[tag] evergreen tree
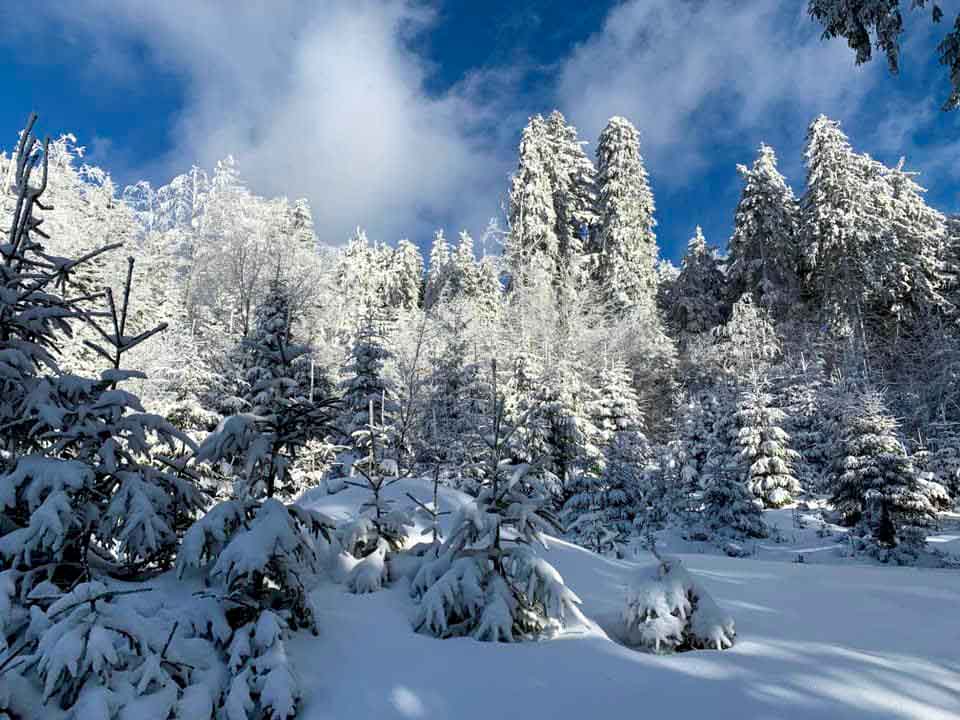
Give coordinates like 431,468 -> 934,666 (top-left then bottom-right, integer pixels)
410,360 -> 586,642
545,111 -> 598,293
727,144 -> 800,316
506,115 -> 559,288
699,387 -> 769,540
800,115 -> 872,327
339,312 -> 395,454
0,115 -> 207,717
594,116 -> 658,314
563,359 -> 646,554
425,229 -> 452,307
774,353 -> 832,492
666,227 -> 727,335
808,0 -> 960,110
181,274 -> 338,716
830,389 -> 938,543
798,116 -> 945,334
386,239 -> 424,311
734,383 -> 801,507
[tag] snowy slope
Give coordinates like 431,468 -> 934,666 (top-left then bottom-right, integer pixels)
295,479 -> 960,720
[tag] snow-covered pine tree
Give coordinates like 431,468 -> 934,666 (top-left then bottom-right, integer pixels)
830,389 -> 938,545
622,557 -> 735,653
424,300 -> 487,477
594,116 -> 658,315
797,115 -> 945,336
424,229 -> 452,307
698,386 -> 769,541
734,382 -> 802,507
385,239 -> 424,311
870,159 -> 949,324
410,360 -> 586,642
338,310 -> 395,457
240,280 -> 307,414
0,114 -> 207,718
799,115 -> 873,329
505,115 -> 560,290
545,111 -> 597,295
563,359 -> 646,553
774,352 -> 832,492
920,421 -> 960,504
726,144 -> 800,317
179,279 -> 339,717
444,231 -> 479,300
710,294 -> 782,385
666,226 -> 727,336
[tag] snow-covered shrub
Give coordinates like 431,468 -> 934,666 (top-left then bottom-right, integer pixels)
177,498 -> 332,630
622,558 -> 735,653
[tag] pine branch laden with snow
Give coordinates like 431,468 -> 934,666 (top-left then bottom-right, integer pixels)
177,497 -> 333,632
622,559 -> 735,653
0,580 -> 224,720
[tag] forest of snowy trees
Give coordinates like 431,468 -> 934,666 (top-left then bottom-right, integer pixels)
1,99 -> 959,718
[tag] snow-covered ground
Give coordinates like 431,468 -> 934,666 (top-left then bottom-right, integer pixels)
292,479 -> 960,720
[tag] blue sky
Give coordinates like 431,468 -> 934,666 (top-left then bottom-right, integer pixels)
1,1 -> 958,263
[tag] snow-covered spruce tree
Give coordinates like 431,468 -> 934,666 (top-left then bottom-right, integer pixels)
385,238 -> 424,311
726,144 -> 800,317
773,352 -> 832,492
665,226 -> 727,337
870,159 -> 949,324
734,382 -> 801,508
0,114 -> 208,718
830,389 -> 938,545
423,300 -> 488,479
338,310 -> 395,457
505,115 -> 560,290
698,386 -> 769,541
799,115 -> 946,336
424,229 -> 452,307
336,400 -> 415,594
178,293 -> 339,717
563,359 -> 645,553
919,421 -> 960,504
593,116 -> 658,315
591,358 -> 645,443
622,556 -> 735,653
799,115 -> 872,328
545,110 -> 597,295
410,360 -> 587,642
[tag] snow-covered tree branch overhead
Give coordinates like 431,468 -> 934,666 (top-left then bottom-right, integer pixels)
809,0 -> 960,109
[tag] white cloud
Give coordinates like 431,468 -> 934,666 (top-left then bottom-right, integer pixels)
556,0 -> 879,184
19,0 -> 515,246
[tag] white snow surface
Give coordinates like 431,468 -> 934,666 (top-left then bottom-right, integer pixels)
291,478 -> 960,720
